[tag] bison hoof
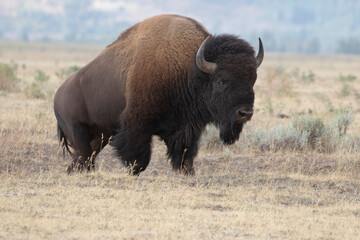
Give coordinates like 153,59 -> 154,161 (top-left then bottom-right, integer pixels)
127,166 -> 144,176
67,162 -> 95,174
66,162 -> 82,174
87,164 -> 96,172
66,163 -> 74,174
181,167 -> 195,176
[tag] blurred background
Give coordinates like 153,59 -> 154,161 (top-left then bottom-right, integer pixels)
1,0 -> 360,54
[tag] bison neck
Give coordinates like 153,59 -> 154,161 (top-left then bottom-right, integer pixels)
154,72 -> 212,140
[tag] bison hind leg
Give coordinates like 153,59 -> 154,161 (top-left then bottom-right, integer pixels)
65,122 -> 97,174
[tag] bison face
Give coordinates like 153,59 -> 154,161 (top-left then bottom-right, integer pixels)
197,36 -> 264,145
209,67 -> 256,145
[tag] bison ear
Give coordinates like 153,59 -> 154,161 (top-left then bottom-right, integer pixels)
196,36 -> 217,74
256,38 -> 264,68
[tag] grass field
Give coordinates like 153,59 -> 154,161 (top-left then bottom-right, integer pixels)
0,41 -> 359,239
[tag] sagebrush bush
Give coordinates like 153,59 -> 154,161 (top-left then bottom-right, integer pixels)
341,84 -> 351,97
200,125 -> 221,149
244,124 -> 305,152
336,74 -> 356,97
24,83 -> 46,99
24,70 -> 51,99
201,109 -> 358,153
291,116 -> 326,149
331,109 -> 354,136
292,68 -> 316,83
0,62 -> 20,92
336,74 -> 356,83
34,70 -> 50,83
56,65 -> 80,79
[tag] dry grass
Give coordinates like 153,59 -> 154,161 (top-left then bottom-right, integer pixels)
0,41 -> 359,239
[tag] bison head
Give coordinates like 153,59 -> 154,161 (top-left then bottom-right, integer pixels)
196,35 -> 264,145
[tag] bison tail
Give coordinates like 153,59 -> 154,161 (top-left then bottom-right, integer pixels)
57,124 -> 75,157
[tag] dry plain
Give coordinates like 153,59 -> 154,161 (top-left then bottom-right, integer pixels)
0,41 -> 360,239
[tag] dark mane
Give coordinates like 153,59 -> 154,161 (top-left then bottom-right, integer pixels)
204,34 -> 255,62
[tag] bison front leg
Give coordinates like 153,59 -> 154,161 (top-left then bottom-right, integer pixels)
111,125 -> 152,175
164,128 -> 202,175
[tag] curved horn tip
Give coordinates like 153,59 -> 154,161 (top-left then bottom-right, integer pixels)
256,37 -> 264,68
196,36 -> 217,74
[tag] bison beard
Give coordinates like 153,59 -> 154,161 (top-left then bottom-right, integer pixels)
220,122 -> 244,145
54,14 -> 263,176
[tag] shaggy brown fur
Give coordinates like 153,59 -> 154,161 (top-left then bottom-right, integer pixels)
54,14 -> 263,175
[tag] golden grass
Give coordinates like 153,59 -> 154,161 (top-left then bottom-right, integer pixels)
1,169 -> 359,239
0,41 -> 359,239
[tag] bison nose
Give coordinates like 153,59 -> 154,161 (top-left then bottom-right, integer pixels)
235,108 -> 253,122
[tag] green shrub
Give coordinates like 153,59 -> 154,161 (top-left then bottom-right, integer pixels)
0,62 -> 20,92
301,70 -> 315,83
355,92 -> 360,98
337,74 -> 356,97
201,110 -> 358,153
291,68 -> 316,83
24,70 -> 51,99
341,83 -> 351,97
336,74 -> 356,83
24,82 -> 46,99
247,125 -> 301,151
56,65 -> 80,79
34,70 -> 50,83
331,109 -> 354,136
292,116 -> 326,149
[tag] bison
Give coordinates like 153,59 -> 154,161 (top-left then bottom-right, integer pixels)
54,14 -> 264,175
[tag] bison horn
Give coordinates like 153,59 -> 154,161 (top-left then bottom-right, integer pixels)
196,36 -> 217,74
256,38 -> 264,68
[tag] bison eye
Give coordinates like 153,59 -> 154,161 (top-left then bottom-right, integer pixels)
213,79 -> 227,89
